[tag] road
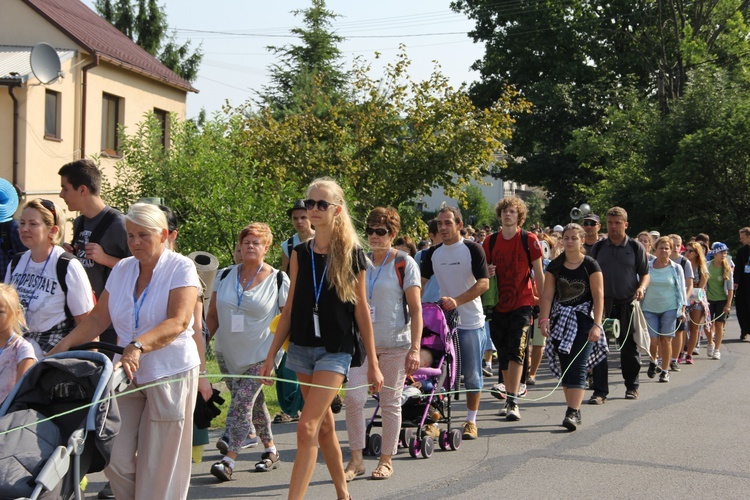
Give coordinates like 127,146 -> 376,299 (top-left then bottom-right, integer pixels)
86,316 -> 750,499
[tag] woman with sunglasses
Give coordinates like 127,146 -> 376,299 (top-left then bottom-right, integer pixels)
683,242 -> 710,364
344,207 -> 422,481
260,177 -> 383,500
5,199 -> 94,354
706,242 -> 734,360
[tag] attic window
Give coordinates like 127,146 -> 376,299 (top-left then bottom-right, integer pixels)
101,93 -> 124,156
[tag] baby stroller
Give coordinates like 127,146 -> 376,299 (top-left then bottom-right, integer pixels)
364,302 -> 461,459
0,343 -> 128,500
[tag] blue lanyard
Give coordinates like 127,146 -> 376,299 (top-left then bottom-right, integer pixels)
133,283 -> 151,332
20,251 -> 53,311
368,249 -> 391,301
311,240 -> 328,311
0,333 -> 15,356
236,264 -> 263,307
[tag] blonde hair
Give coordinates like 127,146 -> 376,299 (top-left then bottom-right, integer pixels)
307,177 -> 361,303
0,284 -> 24,335
654,236 -> 673,251
686,242 -> 708,278
125,203 -> 168,234
24,199 -> 64,245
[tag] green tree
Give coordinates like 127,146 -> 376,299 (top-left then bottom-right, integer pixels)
95,0 -> 202,82
460,185 -> 495,229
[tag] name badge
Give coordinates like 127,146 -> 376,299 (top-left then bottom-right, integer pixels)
369,305 -> 376,323
231,314 -> 244,333
313,311 -> 321,338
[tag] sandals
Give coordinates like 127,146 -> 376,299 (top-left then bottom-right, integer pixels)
344,464 -> 365,482
371,461 -> 393,480
255,451 -> 280,472
273,412 -> 299,424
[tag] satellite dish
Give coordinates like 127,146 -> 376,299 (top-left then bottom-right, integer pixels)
30,43 -> 61,85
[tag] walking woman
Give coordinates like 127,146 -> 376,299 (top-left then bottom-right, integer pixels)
344,207 -> 422,481
539,223 -> 606,431
706,242 -> 734,360
260,177 -> 383,500
208,223 -> 288,481
684,241 -> 710,363
642,237 -> 687,382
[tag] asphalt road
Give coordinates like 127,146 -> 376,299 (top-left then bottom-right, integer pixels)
85,315 -> 750,499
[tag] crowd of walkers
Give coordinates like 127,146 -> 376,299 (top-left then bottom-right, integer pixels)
0,163 -> 747,500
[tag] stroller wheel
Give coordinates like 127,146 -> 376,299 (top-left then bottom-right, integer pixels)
408,436 -> 421,458
449,428 -> 462,451
438,429 -> 449,451
403,428 -> 416,448
363,434 -> 371,456
420,436 -> 434,458
368,433 -> 382,456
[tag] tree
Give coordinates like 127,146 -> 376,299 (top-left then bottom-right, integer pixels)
95,0 -> 202,82
460,186 -> 495,229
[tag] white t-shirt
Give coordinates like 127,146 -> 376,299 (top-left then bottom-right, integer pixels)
5,246 -> 94,332
367,253 -> 421,348
0,334 -> 37,403
106,250 -> 200,383
212,266 -> 289,374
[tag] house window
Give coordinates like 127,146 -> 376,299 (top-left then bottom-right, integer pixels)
44,90 -> 61,140
101,93 -> 123,156
153,108 -> 169,149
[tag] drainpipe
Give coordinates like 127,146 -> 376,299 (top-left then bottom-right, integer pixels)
7,83 -> 20,189
80,55 -> 99,158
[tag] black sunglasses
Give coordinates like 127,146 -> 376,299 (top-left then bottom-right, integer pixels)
39,199 -> 57,219
582,220 -> 598,227
303,199 -> 337,212
366,227 -> 389,236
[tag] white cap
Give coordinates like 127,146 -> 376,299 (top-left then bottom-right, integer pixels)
553,225 -> 564,232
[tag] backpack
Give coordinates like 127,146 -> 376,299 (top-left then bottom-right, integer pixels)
366,250 -> 410,324
10,251 -> 76,322
73,209 -> 119,250
487,229 -> 533,281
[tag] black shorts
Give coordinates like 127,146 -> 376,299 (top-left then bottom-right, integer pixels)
708,300 -> 728,323
490,306 -> 532,370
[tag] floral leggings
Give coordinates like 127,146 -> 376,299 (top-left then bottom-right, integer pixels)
226,361 -> 273,453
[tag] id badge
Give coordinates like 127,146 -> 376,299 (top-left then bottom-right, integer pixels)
744,264 -> 750,274
313,311 -> 321,338
231,314 -> 244,333
369,305 -> 376,323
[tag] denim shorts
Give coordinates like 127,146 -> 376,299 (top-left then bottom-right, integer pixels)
285,343 -> 352,377
457,326 -> 486,390
643,309 -> 678,338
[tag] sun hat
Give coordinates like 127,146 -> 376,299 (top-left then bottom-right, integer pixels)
0,178 -> 19,223
287,199 -> 306,216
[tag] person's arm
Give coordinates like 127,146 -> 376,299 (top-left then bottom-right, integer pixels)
538,271 -> 556,338
636,274 -> 650,301
206,291 -> 219,341
261,251 -> 297,384
684,261 -> 694,301
353,269 -> 384,392
16,357 -> 35,380
404,285 -> 422,375
191,299 -> 213,401
532,257 -> 545,302
441,278 -> 489,310
48,291 -> 113,355
697,271 -> 708,290
281,252 -> 290,276
589,271 -> 605,341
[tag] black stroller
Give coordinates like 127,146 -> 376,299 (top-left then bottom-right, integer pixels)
0,344 -> 127,499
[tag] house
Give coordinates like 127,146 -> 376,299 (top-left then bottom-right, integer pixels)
0,0 -> 197,213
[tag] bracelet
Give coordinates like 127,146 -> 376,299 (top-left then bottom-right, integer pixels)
593,323 -> 603,333
199,370 -> 208,376
539,318 -> 550,324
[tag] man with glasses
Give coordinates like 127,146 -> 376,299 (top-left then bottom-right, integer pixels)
582,213 -> 604,253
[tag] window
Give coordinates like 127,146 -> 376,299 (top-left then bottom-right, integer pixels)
101,93 -> 123,156
153,108 -> 169,149
44,90 -> 61,140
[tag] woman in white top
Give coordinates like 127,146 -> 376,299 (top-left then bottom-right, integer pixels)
207,223 -> 289,481
49,203 -> 201,500
5,199 -> 93,354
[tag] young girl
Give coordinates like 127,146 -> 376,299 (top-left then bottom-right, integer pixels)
706,242 -> 734,360
260,178 -> 383,500
0,284 -> 37,403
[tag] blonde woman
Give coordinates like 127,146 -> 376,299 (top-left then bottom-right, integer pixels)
0,284 -> 37,403
706,242 -> 734,360
684,242 -> 709,364
261,178 -> 383,500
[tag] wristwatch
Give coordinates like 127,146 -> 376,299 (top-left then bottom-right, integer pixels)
129,341 -> 144,352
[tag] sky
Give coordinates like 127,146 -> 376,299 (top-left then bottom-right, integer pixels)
84,1 -> 485,118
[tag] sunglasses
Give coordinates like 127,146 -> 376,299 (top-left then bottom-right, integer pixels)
685,248 -> 696,253
303,199 -> 337,212
39,199 -> 57,219
366,227 -> 389,236
582,220 -> 598,227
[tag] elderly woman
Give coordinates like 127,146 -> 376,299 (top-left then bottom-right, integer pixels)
344,207 -> 422,481
207,223 -> 289,481
49,203 -> 201,500
5,199 -> 93,355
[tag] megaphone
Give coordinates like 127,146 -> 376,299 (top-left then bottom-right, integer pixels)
189,251 -> 219,311
570,203 -> 592,221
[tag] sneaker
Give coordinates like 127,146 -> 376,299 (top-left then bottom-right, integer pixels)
490,383 -> 506,400
482,360 -> 493,377
712,350 -> 721,360
210,461 -> 233,482
462,421 -> 478,440
255,451 -> 280,472
97,483 -> 115,499
677,352 -> 686,363
669,361 -> 681,372
625,389 -> 639,400
685,355 -> 694,365
647,361 -> 660,379
562,409 -> 581,431
527,376 -> 536,386
707,343 -> 715,358
588,395 -> 606,405
241,434 -> 259,449
659,371 -> 670,383
518,383 -> 528,397
506,402 -> 521,421
216,435 -> 229,455
498,401 -> 509,417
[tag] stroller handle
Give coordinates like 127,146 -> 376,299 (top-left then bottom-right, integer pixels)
71,342 -> 125,355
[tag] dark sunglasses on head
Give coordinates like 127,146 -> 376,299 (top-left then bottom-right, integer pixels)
582,220 -> 598,227
303,199 -> 337,212
366,227 -> 389,236
39,199 -> 57,219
